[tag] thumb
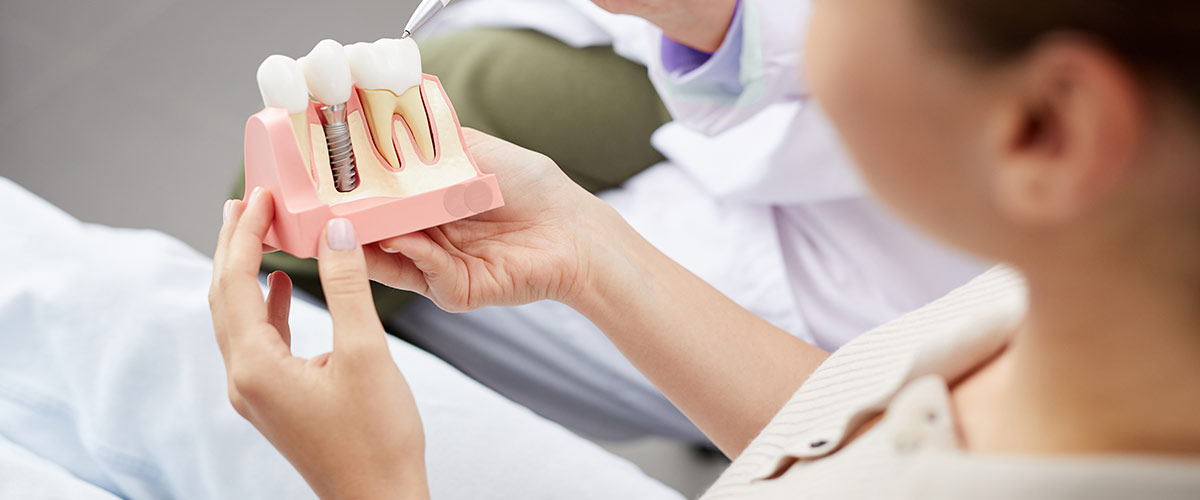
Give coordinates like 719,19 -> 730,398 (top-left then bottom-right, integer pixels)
318,218 -> 387,357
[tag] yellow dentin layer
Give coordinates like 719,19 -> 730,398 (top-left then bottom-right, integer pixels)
358,86 -> 436,167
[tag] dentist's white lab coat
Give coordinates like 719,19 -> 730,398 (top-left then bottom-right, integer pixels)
403,0 -> 987,440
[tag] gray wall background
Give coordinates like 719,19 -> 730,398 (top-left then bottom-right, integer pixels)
0,0 -> 421,255
0,0 -> 724,496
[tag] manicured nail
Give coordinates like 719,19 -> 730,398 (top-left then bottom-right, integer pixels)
327,218 -> 357,252
222,200 -> 234,223
250,186 -> 263,203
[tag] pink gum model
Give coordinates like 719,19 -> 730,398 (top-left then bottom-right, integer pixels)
243,75 -> 503,259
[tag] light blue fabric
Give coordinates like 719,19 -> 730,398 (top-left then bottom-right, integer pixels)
0,178 -> 683,500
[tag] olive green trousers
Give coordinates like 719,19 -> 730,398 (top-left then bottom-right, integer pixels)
233,29 -> 670,318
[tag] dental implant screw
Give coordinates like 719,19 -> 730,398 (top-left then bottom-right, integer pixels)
319,103 -> 359,192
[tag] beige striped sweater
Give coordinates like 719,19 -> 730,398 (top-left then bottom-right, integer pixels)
701,267 -> 1200,499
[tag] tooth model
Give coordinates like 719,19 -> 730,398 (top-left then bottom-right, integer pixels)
345,38 -> 436,167
299,39 -> 359,192
256,55 -> 311,171
246,38 -> 504,259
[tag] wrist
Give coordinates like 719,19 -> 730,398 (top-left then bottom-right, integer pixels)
560,196 -> 643,317
320,455 -> 429,500
652,0 -> 739,52
327,473 -> 428,500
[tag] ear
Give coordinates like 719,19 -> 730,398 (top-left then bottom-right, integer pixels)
988,36 -> 1145,227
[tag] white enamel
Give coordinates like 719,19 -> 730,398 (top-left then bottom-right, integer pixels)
344,38 -> 422,95
256,55 -> 309,114
298,39 -> 352,105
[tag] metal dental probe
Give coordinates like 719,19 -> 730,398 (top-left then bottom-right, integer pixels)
319,103 -> 359,192
401,0 -> 452,39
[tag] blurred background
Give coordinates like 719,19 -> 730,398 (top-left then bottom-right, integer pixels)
0,0 -> 722,496
0,0 -> 421,255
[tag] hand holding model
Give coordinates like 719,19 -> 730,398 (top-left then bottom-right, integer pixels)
366,129 -> 609,312
210,189 -> 430,500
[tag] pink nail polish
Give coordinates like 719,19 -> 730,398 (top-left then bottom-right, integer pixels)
223,200 -> 234,223
327,218 -> 357,252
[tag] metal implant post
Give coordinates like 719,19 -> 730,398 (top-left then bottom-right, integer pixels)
319,103 -> 359,192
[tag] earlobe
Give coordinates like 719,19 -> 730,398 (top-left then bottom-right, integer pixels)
993,155 -> 1077,226
989,36 -> 1145,228
989,84 -> 1076,226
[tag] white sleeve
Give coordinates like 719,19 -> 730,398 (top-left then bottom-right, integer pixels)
646,0 -> 811,135
651,99 -> 865,204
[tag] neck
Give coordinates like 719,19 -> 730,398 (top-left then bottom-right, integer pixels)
964,255 -> 1200,456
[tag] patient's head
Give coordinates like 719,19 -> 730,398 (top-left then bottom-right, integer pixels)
806,0 -> 1200,278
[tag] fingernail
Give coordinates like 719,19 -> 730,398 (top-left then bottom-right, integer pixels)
250,186 -> 263,203
222,200 -> 234,223
327,218 -> 357,252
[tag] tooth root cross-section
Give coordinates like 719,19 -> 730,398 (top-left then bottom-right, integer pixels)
359,86 -> 436,169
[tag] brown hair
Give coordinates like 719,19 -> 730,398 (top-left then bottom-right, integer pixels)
922,1 -> 1200,108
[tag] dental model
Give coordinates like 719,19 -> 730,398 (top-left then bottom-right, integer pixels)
345,38 -> 434,167
245,38 -> 504,259
299,40 -> 359,192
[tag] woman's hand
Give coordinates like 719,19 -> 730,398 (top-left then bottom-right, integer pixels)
365,129 -> 614,313
591,0 -> 739,52
209,189 -> 429,500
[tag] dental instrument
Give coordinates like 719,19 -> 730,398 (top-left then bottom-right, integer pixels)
401,0 -> 451,39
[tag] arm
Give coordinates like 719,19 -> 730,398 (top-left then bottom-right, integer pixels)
568,202 -> 829,456
371,130 -> 828,457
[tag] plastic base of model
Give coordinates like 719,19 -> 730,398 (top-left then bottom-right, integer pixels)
243,75 -> 503,259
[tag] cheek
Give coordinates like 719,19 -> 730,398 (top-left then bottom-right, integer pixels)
806,4 -> 982,243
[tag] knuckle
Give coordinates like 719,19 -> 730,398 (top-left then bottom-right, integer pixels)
341,345 -> 388,370
533,151 -> 555,167
229,366 -> 267,400
321,265 -> 368,298
208,281 -> 229,305
217,270 -> 237,290
227,389 -> 250,418
337,348 -> 373,368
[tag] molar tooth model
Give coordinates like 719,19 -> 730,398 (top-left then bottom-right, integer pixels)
246,38 -> 504,259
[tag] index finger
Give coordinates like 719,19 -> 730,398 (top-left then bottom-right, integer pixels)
211,198 -> 247,359
216,188 -> 288,359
